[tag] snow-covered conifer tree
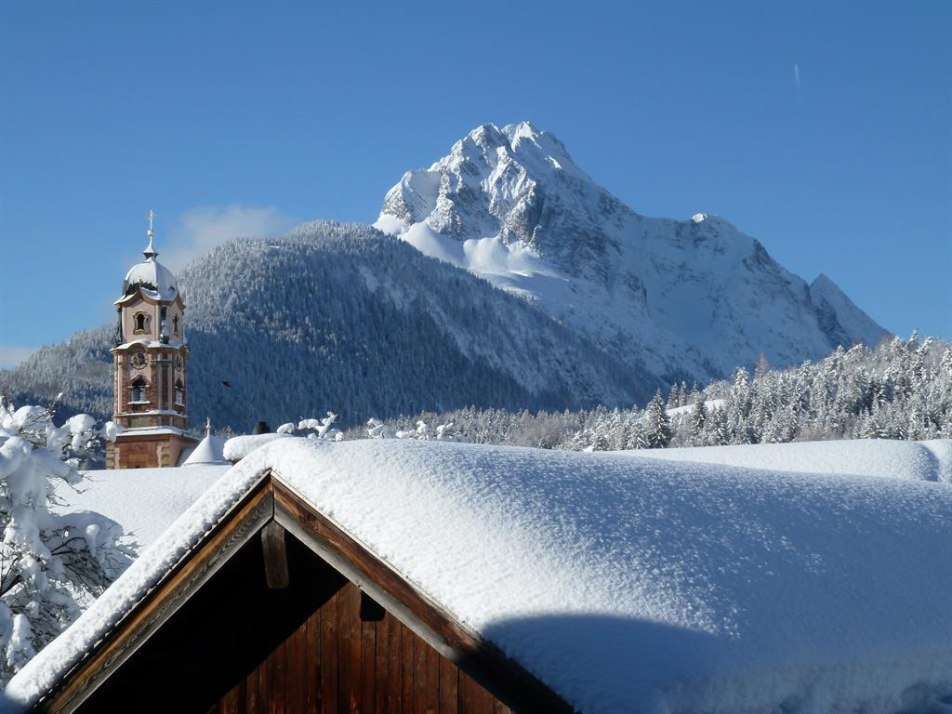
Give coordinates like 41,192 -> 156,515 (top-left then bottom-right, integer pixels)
706,406 -> 730,446
689,392 -> 708,446
643,390 -> 672,449
0,400 -> 131,682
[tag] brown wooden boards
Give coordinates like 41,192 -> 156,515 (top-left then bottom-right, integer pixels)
36,473 -> 573,714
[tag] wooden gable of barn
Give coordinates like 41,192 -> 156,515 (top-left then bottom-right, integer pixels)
35,472 -> 572,714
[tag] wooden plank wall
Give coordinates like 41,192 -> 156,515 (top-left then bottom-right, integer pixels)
212,580 -> 511,714
64,517 -> 523,714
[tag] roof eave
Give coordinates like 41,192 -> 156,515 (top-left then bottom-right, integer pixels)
35,471 -> 275,712
35,472 -> 573,714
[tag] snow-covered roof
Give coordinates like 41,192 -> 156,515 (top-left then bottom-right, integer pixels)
121,260 -> 178,302
120,237 -> 179,303
180,433 -> 228,467
52,465 -> 227,549
9,438 -> 952,713
636,437 -> 952,483
221,432 -> 289,462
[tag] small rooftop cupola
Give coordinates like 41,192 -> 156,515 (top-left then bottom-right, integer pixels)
108,210 -> 197,469
181,418 -> 228,467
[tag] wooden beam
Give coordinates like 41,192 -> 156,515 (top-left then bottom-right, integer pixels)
261,521 -> 289,589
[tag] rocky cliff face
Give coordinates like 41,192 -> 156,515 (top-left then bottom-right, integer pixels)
376,122 -> 888,382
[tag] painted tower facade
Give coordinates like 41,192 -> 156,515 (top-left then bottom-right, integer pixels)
107,214 -> 198,468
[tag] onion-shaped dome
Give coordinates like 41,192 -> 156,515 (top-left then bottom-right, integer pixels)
122,235 -> 179,301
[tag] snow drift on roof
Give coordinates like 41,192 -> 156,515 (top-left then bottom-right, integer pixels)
634,437 -> 952,483
180,433 -> 228,467
8,438 -> 952,713
52,466 -> 228,549
222,433 -> 289,462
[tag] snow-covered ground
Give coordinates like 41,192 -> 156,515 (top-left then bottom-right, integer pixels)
9,437 -> 952,713
666,398 -> 727,417
52,466 -> 228,549
634,438 -> 952,483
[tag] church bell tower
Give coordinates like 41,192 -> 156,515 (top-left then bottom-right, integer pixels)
107,212 -> 198,468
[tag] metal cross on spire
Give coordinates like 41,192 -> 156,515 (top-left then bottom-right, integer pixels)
144,209 -> 159,259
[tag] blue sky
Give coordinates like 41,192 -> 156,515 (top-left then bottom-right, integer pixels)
1,1 -> 949,368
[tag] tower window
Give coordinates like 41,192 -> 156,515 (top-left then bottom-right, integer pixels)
133,312 -> 151,334
175,380 -> 184,405
130,377 -> 149,403
172,315 -> 180,336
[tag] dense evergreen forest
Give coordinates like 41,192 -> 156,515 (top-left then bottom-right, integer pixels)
3,325 -> 948,452
353,334 -> 952,450
1,225 -> 946,448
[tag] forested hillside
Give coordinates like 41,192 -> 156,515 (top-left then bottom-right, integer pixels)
0,326 -> 114,420
359,333 -> 952,450
0,222 -> 654,430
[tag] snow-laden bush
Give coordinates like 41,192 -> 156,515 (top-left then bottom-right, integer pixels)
365,418 -> 397,440
366,417 -> 457,441
0,400 -> 131,683
276,412 -> 343,442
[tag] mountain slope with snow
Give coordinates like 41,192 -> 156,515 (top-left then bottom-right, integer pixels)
375,122 -> 888,383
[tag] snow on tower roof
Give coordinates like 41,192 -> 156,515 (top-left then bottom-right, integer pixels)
7,438 -> 952,713
180,420 -> 229,467
118,217 -> 180,302
121,258 -> 178,302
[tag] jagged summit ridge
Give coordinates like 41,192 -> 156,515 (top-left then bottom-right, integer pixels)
376,122 -> 888,382
379,122 -> 616,271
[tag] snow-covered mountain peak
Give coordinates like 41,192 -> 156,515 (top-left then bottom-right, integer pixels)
375,122 -> 888,383
448,121 -> 579,171
427,120 -> 590,198
502,120 -> 539,141
502,121 -> 584,175
377,121 -> 630,279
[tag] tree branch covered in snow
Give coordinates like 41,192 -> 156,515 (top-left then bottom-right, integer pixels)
0,400 -> 132,683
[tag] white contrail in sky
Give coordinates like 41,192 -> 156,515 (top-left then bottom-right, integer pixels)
794,63 -> 801,98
